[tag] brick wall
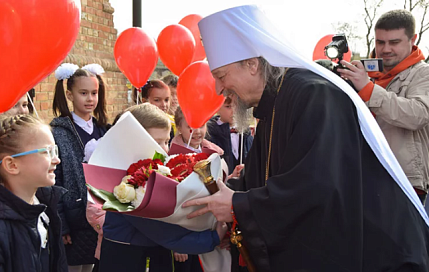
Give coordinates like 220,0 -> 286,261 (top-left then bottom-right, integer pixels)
34,0 -> 129,123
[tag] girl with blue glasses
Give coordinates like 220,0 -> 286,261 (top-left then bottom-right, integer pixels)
0,114 -> 67,272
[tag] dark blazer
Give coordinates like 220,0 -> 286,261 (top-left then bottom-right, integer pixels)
0,186 -> 68,272
50,116 -> 106,265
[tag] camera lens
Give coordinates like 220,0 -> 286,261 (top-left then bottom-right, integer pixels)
325,46 -> 339,59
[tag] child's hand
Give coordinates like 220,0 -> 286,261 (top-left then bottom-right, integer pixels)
228,164 -> 244,179
173,252 -> 188,262
216,221 -> 228,241
219,236 -> 231,250
62,234 -> 72,245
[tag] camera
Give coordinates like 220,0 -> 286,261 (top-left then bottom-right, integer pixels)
324,34 -> 349,61
316,34 -> 385,92
316,34 -> 383,92
323,34 -> 349,76
315,34 -> 357,90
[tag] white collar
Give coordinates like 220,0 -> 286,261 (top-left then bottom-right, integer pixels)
216,118 -> 234,129
72,112 -> 94,134
184,144 -> 202,153
33,196 -> 49,248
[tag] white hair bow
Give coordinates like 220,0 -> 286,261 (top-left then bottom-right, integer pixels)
82,63 -> 105,76
54,63 -> 79,80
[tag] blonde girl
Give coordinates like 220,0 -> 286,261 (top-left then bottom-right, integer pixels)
134,80 -> 177,137
0,115 -> 67,272
172,107 -> 224,155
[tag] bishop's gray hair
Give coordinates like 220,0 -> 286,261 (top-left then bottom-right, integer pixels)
239,57 -> 285,92
232,57 -> 285,132
258,57 -> 286,92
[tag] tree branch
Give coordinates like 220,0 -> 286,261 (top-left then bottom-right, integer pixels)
411,0 -> 420,11
363,0 -> 384,57
416,3 -> 428,45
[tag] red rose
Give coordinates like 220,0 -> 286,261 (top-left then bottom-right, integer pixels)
127,158 -> 163,175
166,154 -> 188,169
152,159 -> 163,168
127,159 -> 154,175
193,153 -> 209,162
166,153 -> 210,182
170,164 -> 193,178
127,152 -> 209,185
168,174 -> 185,182
128,166 -> 154,187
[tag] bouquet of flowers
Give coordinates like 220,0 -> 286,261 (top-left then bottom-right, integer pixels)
83,112 -> 222,231
86,151 -> 210,212
84,112 -> 232,272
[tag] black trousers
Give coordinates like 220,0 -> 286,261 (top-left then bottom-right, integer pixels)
99,238 -> 173,272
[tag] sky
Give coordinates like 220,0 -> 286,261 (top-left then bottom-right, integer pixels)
109,0 -> 429,59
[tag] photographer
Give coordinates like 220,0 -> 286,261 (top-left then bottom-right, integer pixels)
339,9 -> 429,205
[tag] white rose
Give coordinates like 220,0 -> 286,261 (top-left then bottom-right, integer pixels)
157,165 -> 172,176
131,186 -> 146,208
113,182 -> 136,203
121,175 -> 132,184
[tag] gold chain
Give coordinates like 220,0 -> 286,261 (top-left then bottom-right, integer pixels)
265,69 -> 288,182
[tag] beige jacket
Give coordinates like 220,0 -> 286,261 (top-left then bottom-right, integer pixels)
367,61 -> 429,191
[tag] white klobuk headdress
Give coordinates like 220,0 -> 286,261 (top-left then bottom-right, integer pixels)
199,5 -> 429,225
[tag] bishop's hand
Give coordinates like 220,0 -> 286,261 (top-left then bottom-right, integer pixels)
183,178 -> 234,222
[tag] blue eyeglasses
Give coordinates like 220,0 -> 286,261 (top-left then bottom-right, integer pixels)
0,145 -> 59,164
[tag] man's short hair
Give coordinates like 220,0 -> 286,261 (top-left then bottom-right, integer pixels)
375,9 -> 415,39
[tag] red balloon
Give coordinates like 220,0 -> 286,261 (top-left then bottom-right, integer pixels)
179,14 -> 206,62
114,28 -> 158,88
312,34 -> 352,62
0,0 -> 81,113
177,61 -> 225,128
157,24 -> 195,76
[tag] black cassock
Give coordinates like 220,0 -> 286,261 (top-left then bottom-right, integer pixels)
233,68 -> 429,271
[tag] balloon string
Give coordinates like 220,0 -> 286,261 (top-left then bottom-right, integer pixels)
187,129 -> 193,148
27,92 -> 39,118
240,129 -> 244,165
136,87 -> 140,105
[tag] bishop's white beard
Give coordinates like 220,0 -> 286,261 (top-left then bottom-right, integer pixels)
225,90 -> 253,133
